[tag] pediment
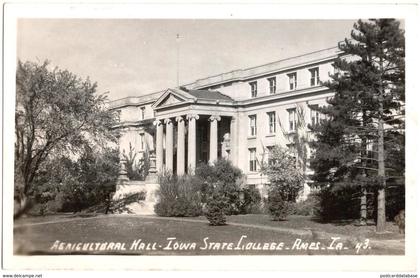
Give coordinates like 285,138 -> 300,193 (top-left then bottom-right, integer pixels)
152,89 -> 193,109
160,94 -> 184,106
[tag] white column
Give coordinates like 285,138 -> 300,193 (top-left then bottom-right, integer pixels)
154,120 -> 164,173
229,116 -> 238,166
187,114 -> 199,174
176,116 -> 186,176
209,115 -> 221,164
165,118 -> 174,173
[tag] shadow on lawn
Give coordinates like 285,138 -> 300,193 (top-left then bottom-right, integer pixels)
66,212 -> 101,218
310,216 -> 377,226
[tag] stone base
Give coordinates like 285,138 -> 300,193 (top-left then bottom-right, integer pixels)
113,181 -> 159,215
145,172 -> 158,184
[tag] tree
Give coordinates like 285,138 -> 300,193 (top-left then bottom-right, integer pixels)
262,145 -> 304,220
262,145 -> 304,201
278,103 -> 311,174
123,142 -> 150,181
311,19 -> 405,231
15,60 -> 118,216
31,146 -> 119,214
195,159 -> 244,215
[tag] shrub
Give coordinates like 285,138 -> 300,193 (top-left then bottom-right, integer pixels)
262,146 -> 304,220
293,193 -> 321,217
239,185 -> 262,214
385,183 -> 405,221
267,187 -> 295,221
204,193 -> 229,226
154,174 -> 202,217
316,187 -> 360,221
262,145 -> 304,202
195,159 -> 243,215
124,143 -> 150,181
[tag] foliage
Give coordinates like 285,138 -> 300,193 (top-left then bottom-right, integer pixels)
154,160 -> 254,222
195,159 -> 244,215
154,174 -> 202,217
310,19 -> 405,230
262,145 -> 304,202
239,185 -> 262,214
266,187 -> 295,221
123,142 -> 150,181
278,103 -> 311,174
15,60 -> 118,216
261,145 -> 304,220
292,193 -> 321,217
204,193 -> 228,226
315,187 -> 361,221
30,146 -> 119,214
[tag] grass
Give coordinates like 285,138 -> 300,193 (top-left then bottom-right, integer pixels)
225,214 -> 403,240
14,213 -> 404,256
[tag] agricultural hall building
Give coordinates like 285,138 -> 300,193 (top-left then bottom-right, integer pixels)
109,46 -> 342,205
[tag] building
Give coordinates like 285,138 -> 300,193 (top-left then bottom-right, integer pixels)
109,45 -> 342,199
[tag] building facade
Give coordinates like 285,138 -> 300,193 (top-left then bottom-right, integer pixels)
109,46 -> 342,198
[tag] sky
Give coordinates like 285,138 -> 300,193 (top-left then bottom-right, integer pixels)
17,19 -> 357,101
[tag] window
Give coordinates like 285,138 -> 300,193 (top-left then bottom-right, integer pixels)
268,77 -> 276,94
309,67 -> 320,86
266,146 -> 274,166
310,105 -> 320,126
249,115 -> 257,136
249,148 -> 257,172
250,81 -> 258,98
267,112 -> 276,134
140,107 -> 146,120
288,72 -> 297,90
140,133 -> 145,150
288,108 -> 297,132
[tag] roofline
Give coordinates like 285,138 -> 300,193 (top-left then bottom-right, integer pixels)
109,44 -> 343,108
183,45 -> 343,89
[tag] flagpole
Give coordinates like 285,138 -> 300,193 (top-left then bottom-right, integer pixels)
176,33 -> 180,87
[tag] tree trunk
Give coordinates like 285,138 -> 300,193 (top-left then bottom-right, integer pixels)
360,187 -> 367,225
14,195 -> 32,220
377,58 -> 387,233
360,114 -> 368,226
377,115 -> 386,232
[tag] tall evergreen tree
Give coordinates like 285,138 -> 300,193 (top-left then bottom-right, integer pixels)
310,19 -> 405,232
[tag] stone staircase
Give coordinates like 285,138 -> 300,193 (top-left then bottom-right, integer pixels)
113,181 -> 159,215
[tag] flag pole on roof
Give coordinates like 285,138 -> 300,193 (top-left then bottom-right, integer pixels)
176,33 -> 180,87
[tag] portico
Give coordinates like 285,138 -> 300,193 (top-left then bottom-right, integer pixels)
151,88 -> 237,175
153,113 -> 234,175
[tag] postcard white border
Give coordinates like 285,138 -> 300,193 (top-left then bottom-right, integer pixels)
2,2 -> 419,272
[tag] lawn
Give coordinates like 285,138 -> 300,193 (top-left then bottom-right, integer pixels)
13,214 -> 404,256
225,214 -> 403,240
